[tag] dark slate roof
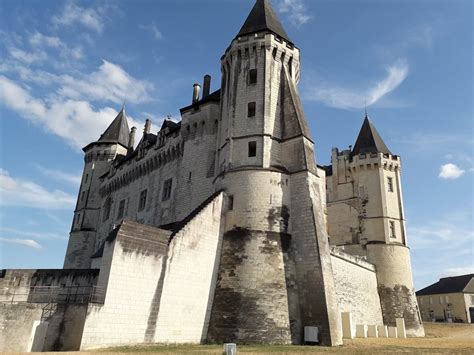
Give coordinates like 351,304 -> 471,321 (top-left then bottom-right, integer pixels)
416,274 -> 474,296
83,108 -> 130,152
180,89 -> 221,113
351,115 -> 392,157
98,108 -> 130,147
237,0 -> 292,45
160,119 -> 180,133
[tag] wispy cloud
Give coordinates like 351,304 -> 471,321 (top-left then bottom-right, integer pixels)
28,31 -> 84,60
140,23 -> 163,40
439,163 -> 465,179
0,227 -> 67,240
0,237 -> 42,250
52,1 -> 104,33
409,220 -> 473,251
0,168 -> 75,209
277,0 -> 311,27
34,165 -> 81,186
441,267 -> 474,277
307,59 -> 408,109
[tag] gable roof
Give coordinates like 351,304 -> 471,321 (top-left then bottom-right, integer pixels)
98,108 -> 130,147
416,274 -> 474,296
237,0 -> 292,45
351,115 -> 392,157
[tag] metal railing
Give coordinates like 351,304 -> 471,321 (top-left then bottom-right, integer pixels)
0,285 -> 105,304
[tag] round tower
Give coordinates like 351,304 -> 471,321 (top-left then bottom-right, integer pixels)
348,116 -> 424,337
63,108 -> 130,269
207,0 -> 342,346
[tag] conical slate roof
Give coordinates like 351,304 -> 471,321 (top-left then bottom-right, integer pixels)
351,115 -> 392,156
237,0 -> 292,44
98,107 -> 130,147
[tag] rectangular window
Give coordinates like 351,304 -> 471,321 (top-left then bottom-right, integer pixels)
248,141 -> 257,157
387,177 -> 394,192
419,297 -> 423,305
162,179 -> 173,201
389,221 -> 396,238
439,296 -> 443,304
103,199 -> 111,222
81,190 -> 86,202
429,296 -> 433,305
445,295 -> 449,303
248,69 -> 257,84
138,189 -> 147,211
117,199 -> 125,219
247,102 -> 256,117
85,174 -> 89,183
228,195 -> 234,211
75,213 -> 81,226
358,185 -> 366,199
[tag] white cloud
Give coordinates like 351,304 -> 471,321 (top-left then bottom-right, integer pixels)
439,163 -> 465,179
52,2 -> 104,33
0,237 -> 42,250
57,60 -> 153,104
0,168 -> 76,209
307,60 -> 408,109
441,267 -> 474,277
278,0 -> 311,27
0,66 -> 147,148
34,165 -> 81,186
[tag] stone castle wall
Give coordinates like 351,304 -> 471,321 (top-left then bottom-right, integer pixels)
80,193 -> 225,349
330,249 -> 383,330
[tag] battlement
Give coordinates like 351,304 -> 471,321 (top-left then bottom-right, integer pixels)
349,152 -> 401,172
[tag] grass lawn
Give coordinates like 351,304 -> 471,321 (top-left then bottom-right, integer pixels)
71,323 -> 473,354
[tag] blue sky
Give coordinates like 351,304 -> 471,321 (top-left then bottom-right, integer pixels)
0,0 -> 472,289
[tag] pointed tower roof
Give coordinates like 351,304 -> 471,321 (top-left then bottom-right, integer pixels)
351,114 -> 392,157
97,107 -> 130,147
237,0 -> 292,44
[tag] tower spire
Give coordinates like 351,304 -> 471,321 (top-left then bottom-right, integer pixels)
237,0 -> 292,44
351,115 -> 392,156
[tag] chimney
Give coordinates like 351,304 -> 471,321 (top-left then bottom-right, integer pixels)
144,119 -> 151,134
128,127 -> 136,152
202,75 -> 211,98
192,83 -> 201,104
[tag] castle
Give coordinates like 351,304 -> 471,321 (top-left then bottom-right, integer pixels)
0,0 -> 424,351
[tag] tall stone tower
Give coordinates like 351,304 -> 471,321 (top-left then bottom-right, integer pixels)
327,114 -> 425,337
64,108 -> 130,268
208,0 -> 342,346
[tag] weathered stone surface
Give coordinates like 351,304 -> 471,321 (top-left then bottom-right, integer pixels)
207,229 -> 293,344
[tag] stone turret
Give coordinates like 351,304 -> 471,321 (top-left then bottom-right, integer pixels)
327,114 -> 424,337
64,107 -> 130,268
207,0 -> 342,346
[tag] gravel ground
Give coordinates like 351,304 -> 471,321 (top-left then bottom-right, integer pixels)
30,322 -> 474,354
